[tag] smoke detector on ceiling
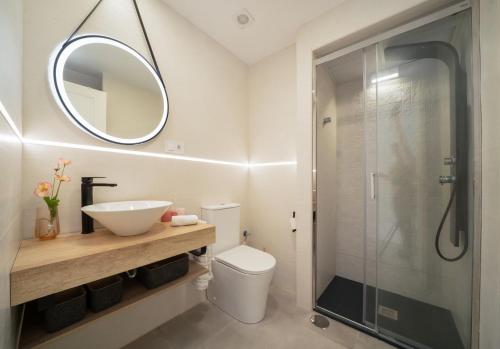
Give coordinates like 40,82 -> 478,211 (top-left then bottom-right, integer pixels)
235,9 -> 254,29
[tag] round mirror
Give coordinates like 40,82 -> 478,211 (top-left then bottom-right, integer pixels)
49,35 -> 169,145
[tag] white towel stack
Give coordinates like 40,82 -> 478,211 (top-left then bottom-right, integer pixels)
171,215 -> 198,226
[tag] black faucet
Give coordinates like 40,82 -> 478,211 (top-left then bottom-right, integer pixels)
81,177 -> 117,234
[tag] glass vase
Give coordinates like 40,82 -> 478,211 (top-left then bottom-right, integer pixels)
34,206 -> 60,240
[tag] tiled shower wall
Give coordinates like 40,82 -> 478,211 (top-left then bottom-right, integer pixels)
330,58 -> 471,344
333,77 -> 365,283
315,63 -> 338,296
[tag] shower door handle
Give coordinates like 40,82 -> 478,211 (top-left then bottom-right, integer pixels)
370,172 -> 376,199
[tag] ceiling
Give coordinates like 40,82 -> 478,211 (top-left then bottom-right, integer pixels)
162,0 -> 346,65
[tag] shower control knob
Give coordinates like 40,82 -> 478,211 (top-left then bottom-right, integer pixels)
439,175 -> 456,185
444,157 -> 456,165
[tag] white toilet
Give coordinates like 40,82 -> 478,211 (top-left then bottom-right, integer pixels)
202,203 -> 276,324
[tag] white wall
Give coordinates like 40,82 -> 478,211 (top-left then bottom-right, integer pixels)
0,0 -> 23,348
0,0 -> 23,129
479,1 -> 500,348
22,0 -> 248,347
0,115 -> 22,349
247,45 -> 297,295
0,117 -> 23,349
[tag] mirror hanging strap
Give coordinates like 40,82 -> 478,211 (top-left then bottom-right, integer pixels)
132,0 -> 164,85
62,0 -> 164,84
63,0 -> 103,47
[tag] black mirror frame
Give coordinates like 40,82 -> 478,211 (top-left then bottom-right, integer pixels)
49,34 -> 169,145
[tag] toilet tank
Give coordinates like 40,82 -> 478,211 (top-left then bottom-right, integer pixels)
201,203 -> 240,255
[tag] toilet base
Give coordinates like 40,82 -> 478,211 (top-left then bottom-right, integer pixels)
207,259 -> 274,324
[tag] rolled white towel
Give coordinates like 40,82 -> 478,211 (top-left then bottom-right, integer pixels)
192,246 -> 213,291
171,215 -> 198,226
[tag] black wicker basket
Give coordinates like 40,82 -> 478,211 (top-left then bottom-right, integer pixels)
43,286 -> 87,332
86,275 -> 123,312
138,254 -> 189,289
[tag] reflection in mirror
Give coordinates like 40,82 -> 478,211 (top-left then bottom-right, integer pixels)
50,35 -> 168,144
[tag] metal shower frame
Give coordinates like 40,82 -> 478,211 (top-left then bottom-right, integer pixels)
311,1 -> 482,348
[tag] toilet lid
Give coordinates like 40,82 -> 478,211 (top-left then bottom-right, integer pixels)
215,245 -> 276,275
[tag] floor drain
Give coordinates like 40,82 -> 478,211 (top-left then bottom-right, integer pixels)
310,314 -> 329,329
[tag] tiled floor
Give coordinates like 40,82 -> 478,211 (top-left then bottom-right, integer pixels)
124,288 -> 396,349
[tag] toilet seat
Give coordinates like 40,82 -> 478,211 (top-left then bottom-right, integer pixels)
215,245 -> 276,275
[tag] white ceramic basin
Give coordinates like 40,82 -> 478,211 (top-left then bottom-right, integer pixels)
82,200 -> 172,236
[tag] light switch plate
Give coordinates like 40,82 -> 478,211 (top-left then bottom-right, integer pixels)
165,140 -> 184,154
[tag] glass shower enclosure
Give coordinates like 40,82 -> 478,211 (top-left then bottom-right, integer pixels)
313,9 -> 473,349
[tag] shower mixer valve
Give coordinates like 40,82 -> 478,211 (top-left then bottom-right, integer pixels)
444,156 -> 456,165
439,175 -> 456,185
440,156 -> 456,184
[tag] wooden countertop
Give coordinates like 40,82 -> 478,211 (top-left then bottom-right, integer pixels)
10,222 -> 215,306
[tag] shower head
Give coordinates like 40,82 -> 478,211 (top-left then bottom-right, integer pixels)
384,41 -> 460,73
385,40 -> 469,257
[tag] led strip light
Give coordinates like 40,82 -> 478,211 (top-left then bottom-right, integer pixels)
0,101 -> 23,141
23,138 -> 249,167
1,103 -> 296,168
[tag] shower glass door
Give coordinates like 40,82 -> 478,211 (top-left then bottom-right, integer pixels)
372,11 -> 472,349
314,9 -> 473,349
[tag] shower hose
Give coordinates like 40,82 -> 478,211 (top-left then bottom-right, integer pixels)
435,184 -> 468,261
